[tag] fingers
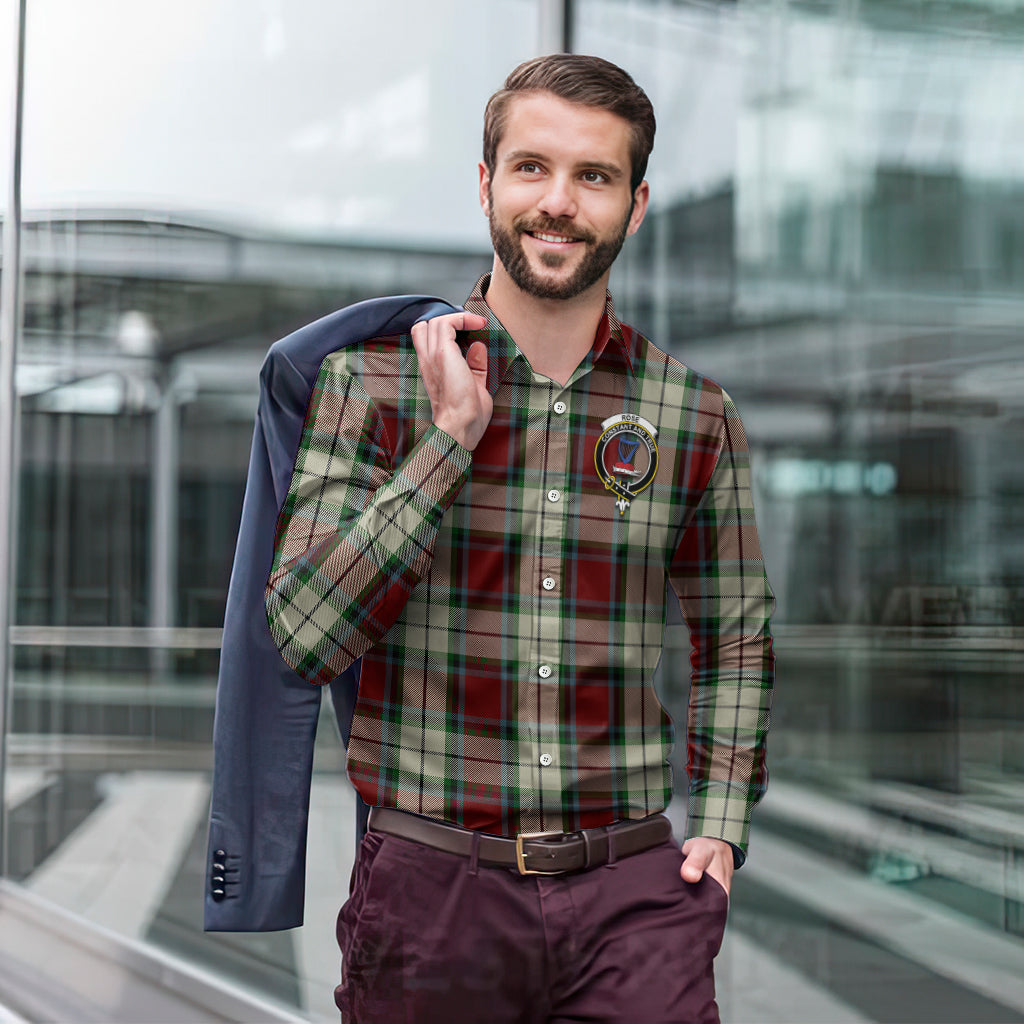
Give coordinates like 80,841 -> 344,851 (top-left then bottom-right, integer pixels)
466,341 -> 488,377
680,846 -> 711,884
412,311 -> 487,341
411,312 -> 488,369
410,312 -> 493,451
679,836 -> 733,891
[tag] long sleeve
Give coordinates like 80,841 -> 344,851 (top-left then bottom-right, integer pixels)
668,389 -> 775,866
265,356 -> 472,685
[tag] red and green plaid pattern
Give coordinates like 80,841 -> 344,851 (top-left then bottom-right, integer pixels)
266,275 -> 775,857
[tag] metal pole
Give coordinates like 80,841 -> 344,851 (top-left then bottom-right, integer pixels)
537,0 -> 570,53
149,365 -> 178,678
0,0 -> 28,878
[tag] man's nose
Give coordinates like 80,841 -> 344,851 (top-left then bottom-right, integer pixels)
536,175 -> 578,220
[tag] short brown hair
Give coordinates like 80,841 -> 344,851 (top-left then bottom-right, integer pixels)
483,54 -> 656,194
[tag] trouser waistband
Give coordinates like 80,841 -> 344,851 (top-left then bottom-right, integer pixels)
367,806 -> 672,875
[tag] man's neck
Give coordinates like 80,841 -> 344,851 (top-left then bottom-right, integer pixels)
483,258 -> 608,387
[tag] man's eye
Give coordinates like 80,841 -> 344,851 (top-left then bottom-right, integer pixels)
518,163 -> 540,174
582,171 -> 607,184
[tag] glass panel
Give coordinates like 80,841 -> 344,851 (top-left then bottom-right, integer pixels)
21,0 -> 542,248
0,1 -> 12,217
575,1 -> 1024,1021
0,0 -> 19,897
11,2 -> 539,1019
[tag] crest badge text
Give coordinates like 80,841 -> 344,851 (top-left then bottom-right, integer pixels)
594,413 -> 659,515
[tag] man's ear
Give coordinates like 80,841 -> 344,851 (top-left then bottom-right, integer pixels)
478,162 -> 491,216
626,180 -> 650,237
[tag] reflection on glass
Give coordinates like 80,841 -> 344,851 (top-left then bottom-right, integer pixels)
578,0 -> 1024,1021
0,0 -> 13,216
5,0 -> 1024,1020
8,1 -> 538,1019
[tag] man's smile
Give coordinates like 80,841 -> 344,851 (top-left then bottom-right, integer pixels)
527,230 -> 581,245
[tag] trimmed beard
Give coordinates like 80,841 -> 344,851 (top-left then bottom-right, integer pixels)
487,185 -> 631,301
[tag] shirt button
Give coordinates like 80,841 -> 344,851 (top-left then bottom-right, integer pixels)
547,489 -> 560,503
542,577 -> 556,591
538,664 -> 552,679
539,753 -> 553,767
553,401 -> 567,415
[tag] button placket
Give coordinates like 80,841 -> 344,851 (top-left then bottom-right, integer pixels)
532,378 -> 570,827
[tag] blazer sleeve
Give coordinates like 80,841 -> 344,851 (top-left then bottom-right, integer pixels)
204,394 -> 324,931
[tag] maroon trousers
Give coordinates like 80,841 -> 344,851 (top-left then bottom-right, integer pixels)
335,826 -> 729,1023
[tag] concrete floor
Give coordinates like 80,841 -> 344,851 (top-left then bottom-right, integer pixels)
7,768 -> 1024,1023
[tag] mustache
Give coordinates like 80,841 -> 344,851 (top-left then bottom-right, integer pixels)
514,217 -> 595,244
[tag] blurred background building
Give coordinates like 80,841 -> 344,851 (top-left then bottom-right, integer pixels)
1,0 -> 1023,1021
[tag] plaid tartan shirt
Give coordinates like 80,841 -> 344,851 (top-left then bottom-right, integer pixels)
266,274 -> 775,862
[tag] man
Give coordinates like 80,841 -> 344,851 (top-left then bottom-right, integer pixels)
266,54 -> 774,1023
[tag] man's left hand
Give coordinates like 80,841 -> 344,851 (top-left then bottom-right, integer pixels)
679,836 -> 734,896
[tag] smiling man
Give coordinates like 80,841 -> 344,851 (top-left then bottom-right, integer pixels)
266,54 -> 775,1023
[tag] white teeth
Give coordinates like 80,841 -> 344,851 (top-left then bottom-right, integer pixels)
533,232 -> 575,244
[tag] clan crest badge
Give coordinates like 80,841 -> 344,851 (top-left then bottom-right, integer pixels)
594,413 -> 659,515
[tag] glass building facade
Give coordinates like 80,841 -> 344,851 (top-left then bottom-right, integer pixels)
1,1 -> 1023,1020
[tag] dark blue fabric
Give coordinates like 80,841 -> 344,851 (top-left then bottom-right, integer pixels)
204,295 -> 458,932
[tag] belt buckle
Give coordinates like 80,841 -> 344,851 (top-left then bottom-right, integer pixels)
515,830 -> 566,876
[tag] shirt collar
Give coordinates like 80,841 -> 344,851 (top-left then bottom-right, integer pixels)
461,273 -> 636,386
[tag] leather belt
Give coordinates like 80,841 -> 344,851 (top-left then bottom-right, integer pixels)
368,806 -> 673,875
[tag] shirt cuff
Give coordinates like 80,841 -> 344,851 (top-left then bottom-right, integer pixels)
685,791 -> 752,869
395,422 -> 473,512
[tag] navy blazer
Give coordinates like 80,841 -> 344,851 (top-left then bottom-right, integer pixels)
204,295 -> 459,932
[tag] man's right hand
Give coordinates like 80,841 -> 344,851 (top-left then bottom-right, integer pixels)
411,311 -> 492,451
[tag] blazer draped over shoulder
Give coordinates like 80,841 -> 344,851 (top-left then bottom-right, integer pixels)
204,295 -> 459,932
